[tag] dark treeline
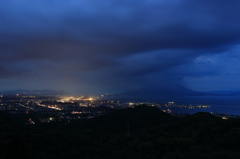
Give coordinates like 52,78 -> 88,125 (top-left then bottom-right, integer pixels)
1,105 -> 240,159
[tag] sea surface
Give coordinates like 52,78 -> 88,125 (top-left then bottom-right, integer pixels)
103,96 -> 240,115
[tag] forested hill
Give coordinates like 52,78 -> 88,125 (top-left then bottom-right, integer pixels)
1,105 -> 240,159
86,105 -> 177,133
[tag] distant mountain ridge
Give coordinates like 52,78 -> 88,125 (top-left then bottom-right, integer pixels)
0,89 -> 71,96
119,85 -> 208,96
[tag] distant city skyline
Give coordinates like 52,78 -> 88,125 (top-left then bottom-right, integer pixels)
0,0 -> 240,94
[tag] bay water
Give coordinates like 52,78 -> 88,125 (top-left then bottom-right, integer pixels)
104,96 -> 240,115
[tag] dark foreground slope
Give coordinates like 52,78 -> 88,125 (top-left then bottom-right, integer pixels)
87,105 -> 177,133
1,106 -> 240,159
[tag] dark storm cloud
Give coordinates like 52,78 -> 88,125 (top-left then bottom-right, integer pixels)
0,0 -> 240,93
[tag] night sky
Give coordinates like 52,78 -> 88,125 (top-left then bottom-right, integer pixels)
0,0 -> 240,95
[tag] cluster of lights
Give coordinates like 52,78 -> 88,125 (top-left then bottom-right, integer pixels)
36,102 -> 62,110
71,111 -> 82,114
58,96 -> 98,102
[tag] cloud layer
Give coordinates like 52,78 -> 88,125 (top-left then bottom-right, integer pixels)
0,0 -> 240,94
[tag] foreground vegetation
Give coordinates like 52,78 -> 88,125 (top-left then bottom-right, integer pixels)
1,105 -> 240,159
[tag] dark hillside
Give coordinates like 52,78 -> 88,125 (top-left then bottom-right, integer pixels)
1,107 -> 240,158
87,105 -> 178,133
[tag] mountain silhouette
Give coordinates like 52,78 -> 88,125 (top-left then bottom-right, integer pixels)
120,85 -> 207,96
0,89 -> 71,96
